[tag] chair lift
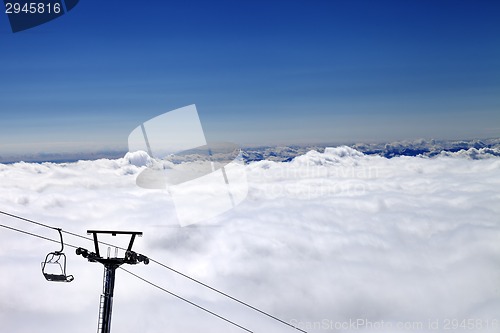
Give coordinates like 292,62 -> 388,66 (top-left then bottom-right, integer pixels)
41,228 -> 74,282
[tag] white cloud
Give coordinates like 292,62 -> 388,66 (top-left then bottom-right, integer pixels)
0,147 -> 499,332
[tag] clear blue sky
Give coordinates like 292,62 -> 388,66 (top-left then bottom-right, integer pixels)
0,0 -> 499,156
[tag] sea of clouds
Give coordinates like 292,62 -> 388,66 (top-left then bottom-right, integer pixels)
0,146 -> 499,333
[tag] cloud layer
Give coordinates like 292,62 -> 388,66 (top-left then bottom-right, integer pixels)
0,147 -> 499,333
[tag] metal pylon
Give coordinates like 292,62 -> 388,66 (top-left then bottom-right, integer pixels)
76,230 -> 148,333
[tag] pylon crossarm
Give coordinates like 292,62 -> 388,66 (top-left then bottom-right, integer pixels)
76,230 -> 147,333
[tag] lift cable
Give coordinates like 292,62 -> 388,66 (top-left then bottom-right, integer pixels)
120,267 -> 253,333
0,209 -> 308,333
148,257 -> 306,332
0,223 -> 78,249
0,221 -> 254,333
0,210 -> 119,248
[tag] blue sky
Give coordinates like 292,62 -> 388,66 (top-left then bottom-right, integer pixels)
0,0 -> 499,156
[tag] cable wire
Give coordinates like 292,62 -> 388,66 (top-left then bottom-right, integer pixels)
0,211 -> 130,250
0,209 -> 308,333
0,210 -> 58,230
149,258 -> 306,332
120,267 -> 254,333
0,223 -> 78,249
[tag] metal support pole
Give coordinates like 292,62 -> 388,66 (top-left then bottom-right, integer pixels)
101,264 -> 118,333
77,231 -> 148,333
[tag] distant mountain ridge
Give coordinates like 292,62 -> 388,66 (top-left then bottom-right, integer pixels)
242,138 -> 500,162
1,138 -> 499,164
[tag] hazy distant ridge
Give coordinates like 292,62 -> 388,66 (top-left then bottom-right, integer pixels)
242,138 -> 500,162
1,138 -> 499,164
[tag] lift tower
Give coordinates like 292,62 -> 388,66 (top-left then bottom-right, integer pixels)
76,230 -> 149,333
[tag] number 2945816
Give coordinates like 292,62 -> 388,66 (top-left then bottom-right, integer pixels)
5,2 -> 62,14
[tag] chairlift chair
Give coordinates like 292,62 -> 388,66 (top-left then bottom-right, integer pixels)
41,229 -> 74,282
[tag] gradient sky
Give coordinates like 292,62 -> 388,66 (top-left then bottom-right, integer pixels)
0,0 -> 499,156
